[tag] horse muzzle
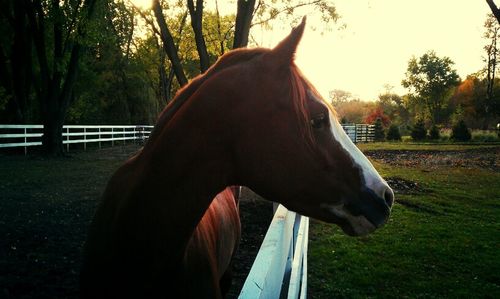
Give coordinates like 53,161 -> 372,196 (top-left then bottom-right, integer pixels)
321,185 -> 393,236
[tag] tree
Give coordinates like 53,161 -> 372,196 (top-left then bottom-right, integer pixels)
402,51 -> 460,125
411,119 -> 427,141
451,120 -> 472,141
428,125 -> 440,140
1,0 -> 101,156
486,0 -> 500,24
329,89 -> 353,106
483,14 -> 500,116
332,99 -> 375,124
373,118 -> 385,142
386,124 -> 401,141
151,0 -> 339,91
364,107 -> 390,127
377,86 -> 410,127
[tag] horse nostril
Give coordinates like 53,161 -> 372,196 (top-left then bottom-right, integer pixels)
384,187 -> 395,208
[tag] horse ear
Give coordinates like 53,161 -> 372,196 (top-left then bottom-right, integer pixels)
270,17 -> 306,65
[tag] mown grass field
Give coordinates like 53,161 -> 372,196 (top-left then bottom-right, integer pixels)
308,143 -> 500,298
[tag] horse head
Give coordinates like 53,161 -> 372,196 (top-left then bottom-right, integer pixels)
223,18 -> 394,236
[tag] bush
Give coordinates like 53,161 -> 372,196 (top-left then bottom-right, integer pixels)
428,125 -> 440,140
451,120 -> 471,141
471,130 -> 499,142
373,118 -> 385,141
411,119 -> 427,141
386,124 -> 401,141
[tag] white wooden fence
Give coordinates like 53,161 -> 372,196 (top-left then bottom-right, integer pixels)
0,124 -> 154,153
239,205 -> 309,299
341,124 -> 375,143
0,124 -> 374,154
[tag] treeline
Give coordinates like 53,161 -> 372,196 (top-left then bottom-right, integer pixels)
330,15 -> 500,139
0,0 -> 337,155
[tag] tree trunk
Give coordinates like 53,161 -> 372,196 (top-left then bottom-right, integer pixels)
10,0 -> 32,123
187,0 -> 210,72
233,0 -> 256,49
26,0 -> 97,156
153,0 -> 188,87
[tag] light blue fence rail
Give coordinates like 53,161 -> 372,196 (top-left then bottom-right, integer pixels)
239,205 -> 309,299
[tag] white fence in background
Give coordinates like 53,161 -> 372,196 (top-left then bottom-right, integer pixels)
239,205 -> 309,299
0,123 -> 374,154
341,124 -> 375,143
0,124 -> 154,153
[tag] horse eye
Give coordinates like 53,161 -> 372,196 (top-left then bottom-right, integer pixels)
310,113 -> 328,129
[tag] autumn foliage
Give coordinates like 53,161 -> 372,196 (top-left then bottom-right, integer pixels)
364,107 -> 390,126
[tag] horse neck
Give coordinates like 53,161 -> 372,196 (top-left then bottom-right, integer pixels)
125,99 -> 234,262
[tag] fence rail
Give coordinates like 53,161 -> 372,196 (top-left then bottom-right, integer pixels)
239,204 -> 309,299
0,124 -> 154,153
341,124 -> 375,143
1,123 -> 374,154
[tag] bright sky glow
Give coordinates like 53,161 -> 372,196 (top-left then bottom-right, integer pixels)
130,0 -> 492,101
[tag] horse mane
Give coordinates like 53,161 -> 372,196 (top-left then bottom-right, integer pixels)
146,48 -> 269,144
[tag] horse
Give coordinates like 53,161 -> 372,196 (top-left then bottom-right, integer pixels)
80,17 -> 394,299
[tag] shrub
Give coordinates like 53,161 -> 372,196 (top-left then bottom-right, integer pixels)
411,119 -> 427,141
386,124 -> 401,141
451,120 -> 471,141
373,118 -> 385,141
428,125 -> 440,140
471,130 -> 499,142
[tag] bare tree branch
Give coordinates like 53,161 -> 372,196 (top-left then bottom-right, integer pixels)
486,0 -> 500,24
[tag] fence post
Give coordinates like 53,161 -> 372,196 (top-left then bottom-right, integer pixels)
84,127 -> 87,151
123,127 -> 126,145
99,128 -> 102,149
354,124 -> 358,144
66,127 -> 69,152
24,127 -> 27,155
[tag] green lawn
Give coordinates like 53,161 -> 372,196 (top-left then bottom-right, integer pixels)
308,145 -> 500,298
357,141 -> 500,151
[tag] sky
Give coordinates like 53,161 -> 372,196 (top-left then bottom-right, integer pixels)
131,0 -> 492,101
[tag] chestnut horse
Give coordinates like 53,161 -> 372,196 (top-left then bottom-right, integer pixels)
80,18 -> 394,298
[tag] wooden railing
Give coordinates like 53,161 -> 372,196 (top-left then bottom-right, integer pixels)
0,124 -> 154,153
341,124 -> 375,143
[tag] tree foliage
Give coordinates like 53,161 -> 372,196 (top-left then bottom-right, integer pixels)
428,125 -> 440,140
451,120 -> 472,141
402,51 -> 460,124
386,124 -> 401,141
373,118 -> 385,141
364,107 -> 390,127
411,119 -> 427,141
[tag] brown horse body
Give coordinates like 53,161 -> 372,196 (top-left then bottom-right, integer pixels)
81,18 -> 394,298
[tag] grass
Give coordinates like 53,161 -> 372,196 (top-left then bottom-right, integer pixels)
357,142 -> 499,151
308,145 -> 500,298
